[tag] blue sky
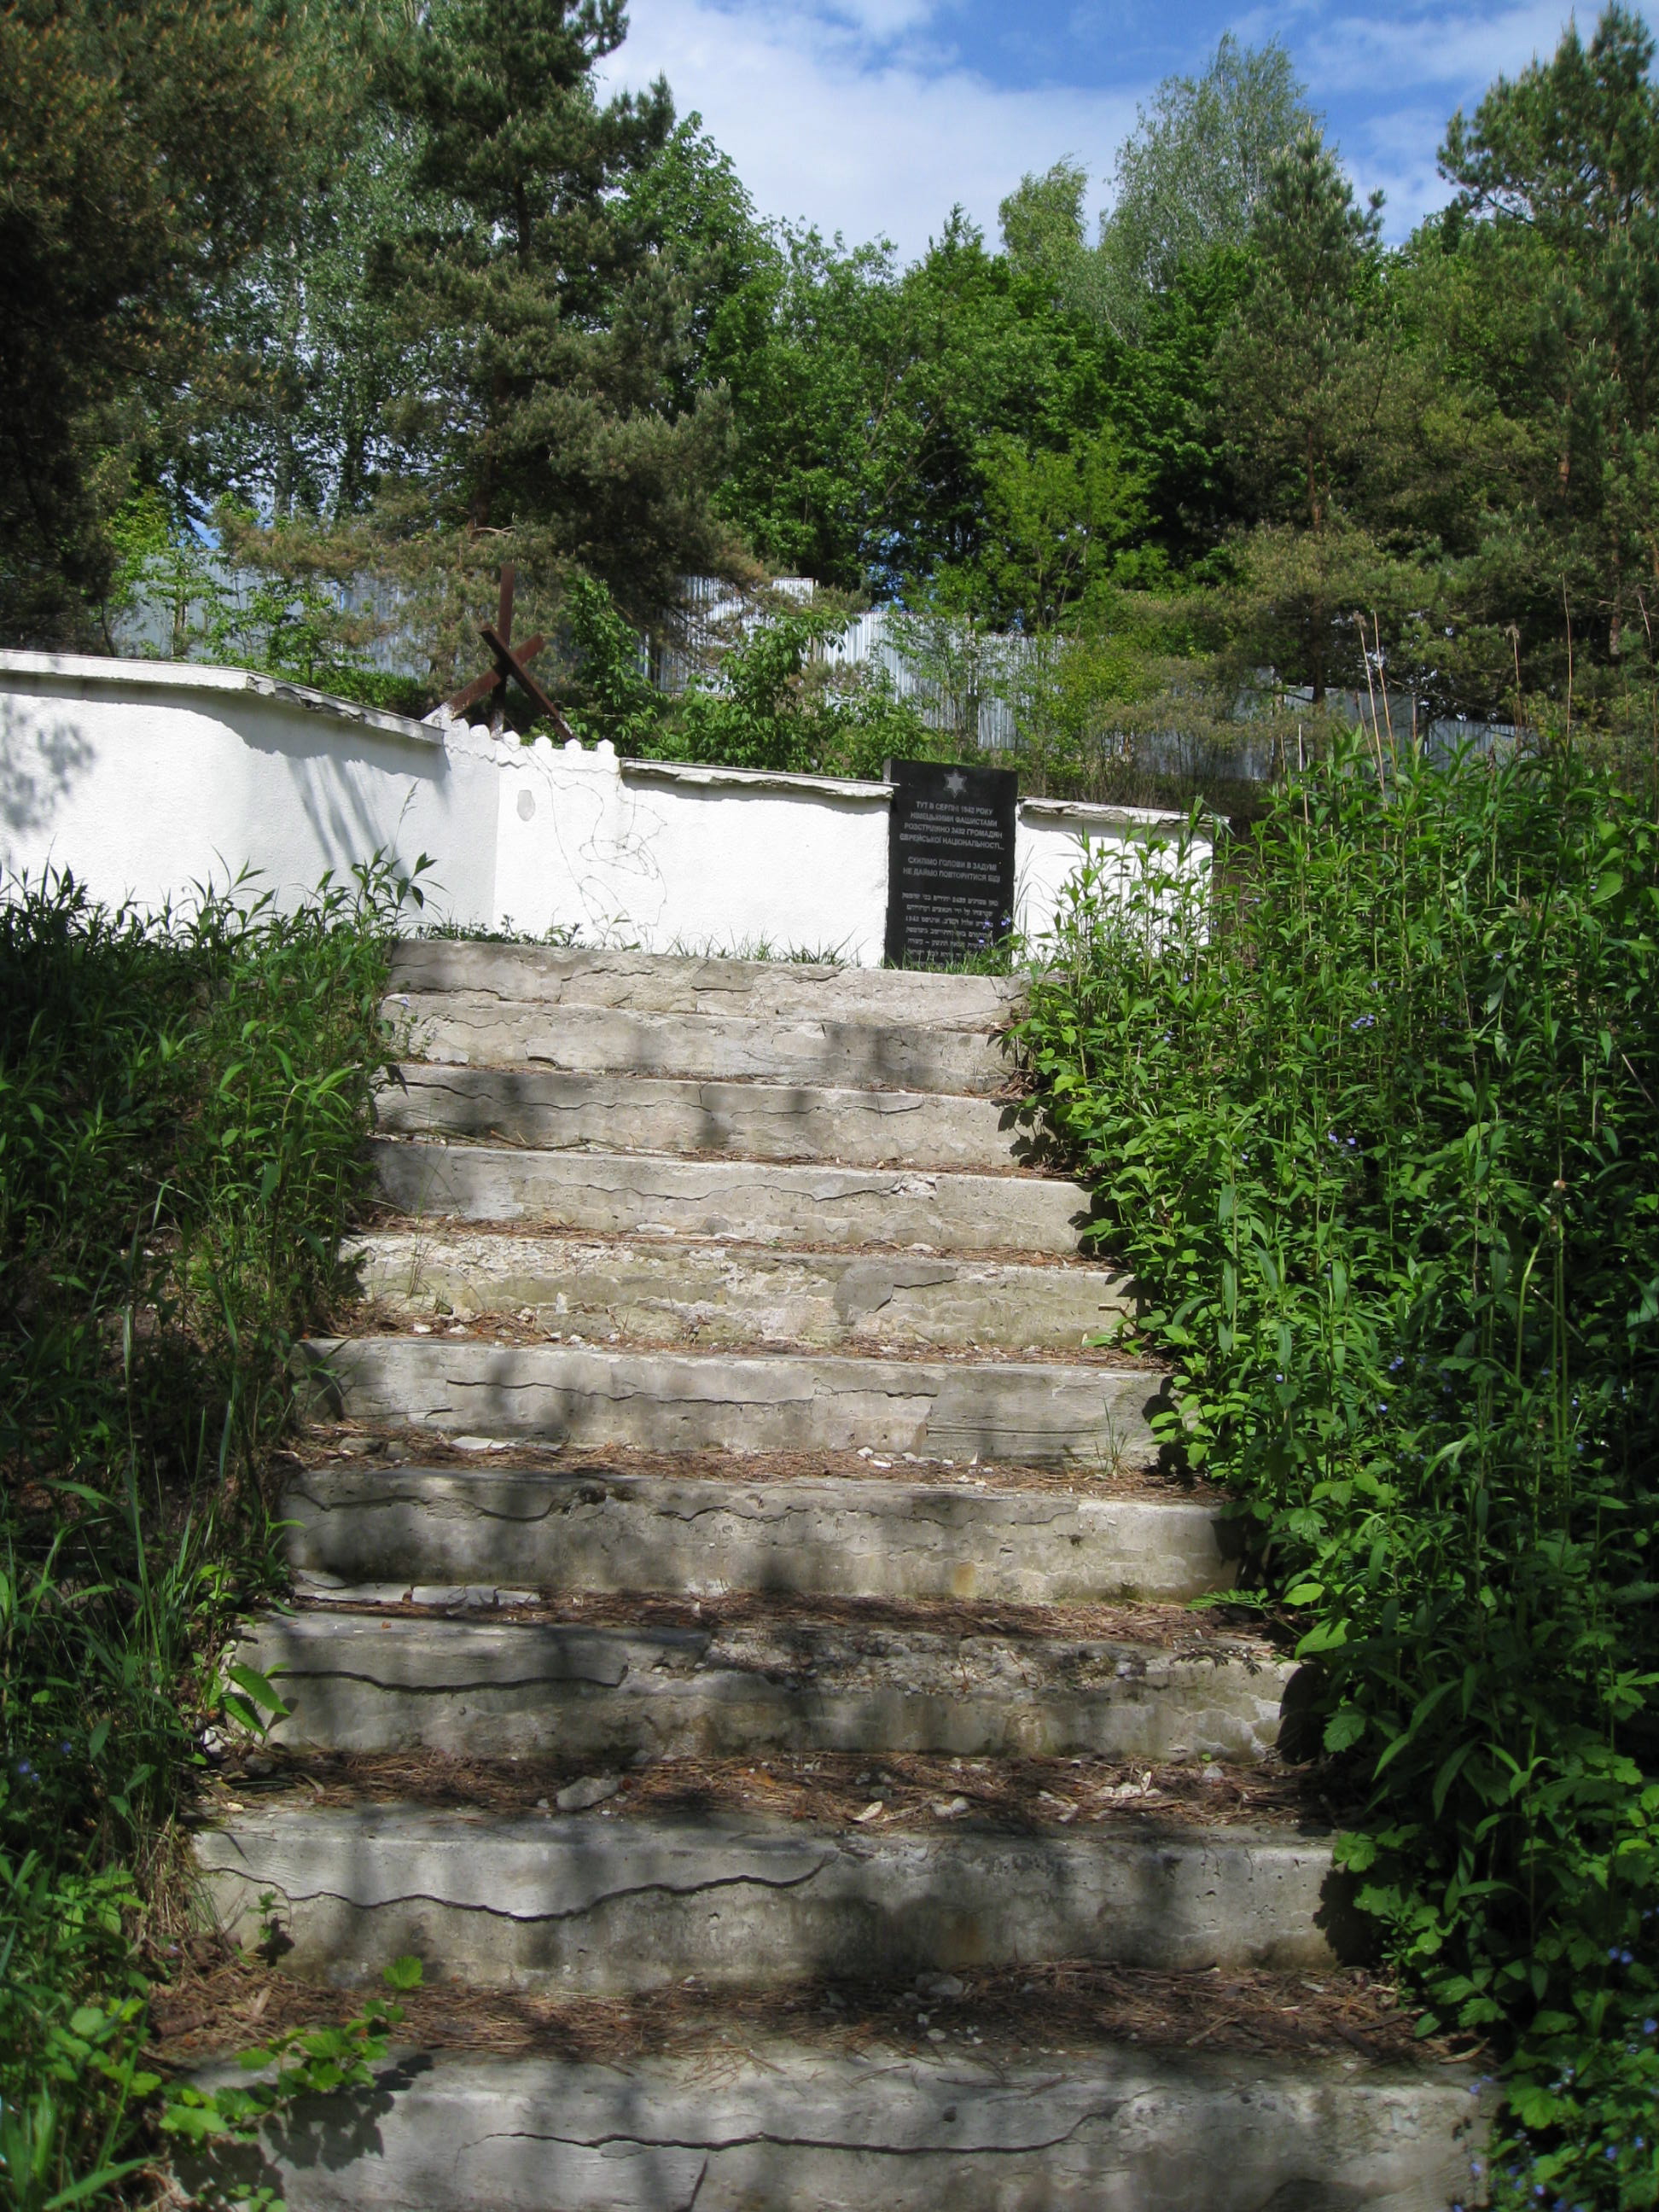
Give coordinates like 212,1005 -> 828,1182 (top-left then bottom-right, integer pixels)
602,0 -> 1645,260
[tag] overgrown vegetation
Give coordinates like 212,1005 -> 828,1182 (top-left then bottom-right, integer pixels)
0,860 -> 417,2205
1016,732 -> 1659,2205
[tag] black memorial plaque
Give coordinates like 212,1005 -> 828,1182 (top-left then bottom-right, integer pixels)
883,757 -> 1017,966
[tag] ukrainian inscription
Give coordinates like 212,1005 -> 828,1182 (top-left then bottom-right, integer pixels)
883,758 -> 1017,967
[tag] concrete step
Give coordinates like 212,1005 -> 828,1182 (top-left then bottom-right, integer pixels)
389,940 -> 1026,1026
370,1139 -> 1088,1254
376,1062 -> 1044,1170
300,1339 -> 1164,1469
183,2043 -> 1485,2212
283,1462 -> 1231,1604
350,1228 -> 1132,1353
391,1001 -> 1012,1093
241,1610 -> 1291,1764
201,2034 -> 1481,2212
195,1801 -> 1346,1988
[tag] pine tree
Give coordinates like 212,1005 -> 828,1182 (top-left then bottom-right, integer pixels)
1441,4 -> 1659,665
370,0 -> 730,620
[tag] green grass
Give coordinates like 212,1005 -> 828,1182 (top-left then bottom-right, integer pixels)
1015,733 -> 1659,2209
0,855 -> 422,2207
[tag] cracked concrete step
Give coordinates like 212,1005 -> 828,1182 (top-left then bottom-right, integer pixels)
388,940 -> 1026,1026
283,1464 -> 1234,1604
183,2044 -> 1486,2212
195,1802 -> 1348,1988
299,1339 -> 1164,1468
391,1000 -> 1014,1093
350,1228 -> 1133,1353
376,1062 -> 1045,1171
370,1138 -> 1088,1254
240,1610 -> 1292,1764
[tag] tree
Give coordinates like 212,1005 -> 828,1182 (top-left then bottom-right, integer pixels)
974,426 -> 1150,626
0,0 -> 314,643
1220,131 -> 1384,539
1097,35 -> 1313,341
186,15 -> 427,529
998,161 -> 1108,323
370,0 -> 731,620
1441,5 -> 1659,667
712,212 -> 1123,602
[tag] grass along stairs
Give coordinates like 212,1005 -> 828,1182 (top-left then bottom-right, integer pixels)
186,944 -> 1487,2209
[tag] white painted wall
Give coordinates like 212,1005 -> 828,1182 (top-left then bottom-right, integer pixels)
0,653 -> 1205,958
0,653 -> 499,923
494,742 -> 892,961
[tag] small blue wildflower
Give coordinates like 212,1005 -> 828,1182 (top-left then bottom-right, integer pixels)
15,1759 -> 34,1781
1623,1948 -> 1635,1965
1350,1014 -> 1375,1029
1389,1356 -> 1404,1371
1643,2018 -> 1656,2034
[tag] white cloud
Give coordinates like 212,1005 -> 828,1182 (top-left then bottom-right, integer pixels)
1297,0 -> 1575,94
602,0 -> 1145,259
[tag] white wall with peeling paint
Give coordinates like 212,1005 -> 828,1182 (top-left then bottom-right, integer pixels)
0,653 -> 1202,960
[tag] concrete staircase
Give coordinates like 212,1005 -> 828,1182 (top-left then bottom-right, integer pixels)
192,942 -> 1482,2210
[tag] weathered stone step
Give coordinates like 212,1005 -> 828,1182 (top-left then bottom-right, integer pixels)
195,1802 -> 1345,1988
377,1062 -> 1041,1170
184,2042 -> 1484,2212
370,1139 -> 1086,1254
241,1610 -> 1291,1764
351,1227 -> 1132,1353
284,1462 -> 1231,1604
393,1000 -> 1012,1093
300,1339 -> 1164,1468
389,940 -> 1026,1026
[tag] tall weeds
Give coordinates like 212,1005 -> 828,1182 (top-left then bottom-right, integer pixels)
1016,736 -> 1659,2207
0,859 -> 416,2208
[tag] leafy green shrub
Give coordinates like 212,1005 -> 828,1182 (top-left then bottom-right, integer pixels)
0,857 -> 419,2206
560,570 -> 934,777
0,1849 -> 156,2210
1015,733 -> 1659,2205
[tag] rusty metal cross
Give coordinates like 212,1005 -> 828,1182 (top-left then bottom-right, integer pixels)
444,564 -> 573,739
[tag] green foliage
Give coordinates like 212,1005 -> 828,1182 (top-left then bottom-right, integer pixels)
560,572 -> 668,752
0,0 -> 338,643
1442,4 -> 1659,672
163,1958 -> 425,2159
0,1851 -> 156,2210
707,212 -> 1120,605
556,573 -> 932,776
1093,33 -> 1312,343
1015,731 -> 1659,2202
0,859 -> 421,2207
369,0 -> 731,617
